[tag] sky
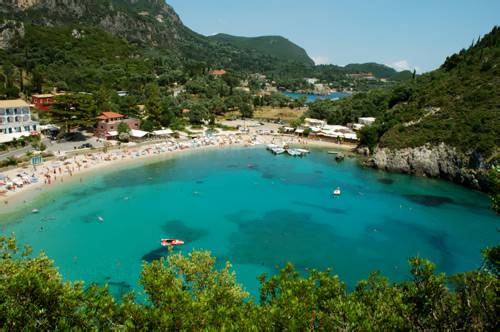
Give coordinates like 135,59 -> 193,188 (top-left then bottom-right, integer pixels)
167,0 -> 499,73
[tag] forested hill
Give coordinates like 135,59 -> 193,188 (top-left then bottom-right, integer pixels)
370,26 -> 500,154
344,62 -> 412,79
0,0 -> 310,73
209,33 -> 315,66
347,26 -> 499,193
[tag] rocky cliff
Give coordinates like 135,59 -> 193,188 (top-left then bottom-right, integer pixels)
0,0 -> 190,48
0,19 -> 24,49
365,143 -> 492,191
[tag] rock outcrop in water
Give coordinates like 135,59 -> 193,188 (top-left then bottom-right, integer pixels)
365,143 -> 491,191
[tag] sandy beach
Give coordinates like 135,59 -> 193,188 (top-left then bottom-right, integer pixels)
0,133 -> 356,215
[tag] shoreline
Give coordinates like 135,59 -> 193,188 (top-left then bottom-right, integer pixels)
0,134 -> 355,217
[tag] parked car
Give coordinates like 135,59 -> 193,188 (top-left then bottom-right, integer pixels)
78,143 -> 93,149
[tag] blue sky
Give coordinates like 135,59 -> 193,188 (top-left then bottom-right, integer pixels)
167,0 -> 499,72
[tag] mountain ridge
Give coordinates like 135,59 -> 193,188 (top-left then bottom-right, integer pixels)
208,33 -> 314,66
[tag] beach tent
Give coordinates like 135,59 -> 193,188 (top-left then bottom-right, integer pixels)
106,131 -> 118,137
152,129 -> 174,136
130,129 -> 149,138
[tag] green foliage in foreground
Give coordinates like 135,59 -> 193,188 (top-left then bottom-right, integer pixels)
0,236 -> 498,330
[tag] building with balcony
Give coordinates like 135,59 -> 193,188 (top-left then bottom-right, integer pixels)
0,99 -> 39,143
95,111 -> 140,138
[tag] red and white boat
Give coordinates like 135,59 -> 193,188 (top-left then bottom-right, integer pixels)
160,239 -> 185,247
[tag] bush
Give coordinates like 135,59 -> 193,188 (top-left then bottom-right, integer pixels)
0,235 -> 497,330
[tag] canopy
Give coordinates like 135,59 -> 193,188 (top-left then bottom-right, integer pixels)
106,131 -> 118,137
130,129 -> 149,138
0,133 -> 29,144
152,129 -> 174,136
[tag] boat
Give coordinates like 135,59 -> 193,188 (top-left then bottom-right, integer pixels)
327,151 -> 338,155
32,209 -> 39,214
286,149 -> 302,157
266,144 -> 279,151
271,147 -> 286,155
333,187 -> 341,196
160,239 -> 185,247
296,149 -> 310,154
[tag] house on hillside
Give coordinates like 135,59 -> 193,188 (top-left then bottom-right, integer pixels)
31,94 -> 55,111
209,69 -> 226,77
95,112 -> 140,138
0,99 -> 39,144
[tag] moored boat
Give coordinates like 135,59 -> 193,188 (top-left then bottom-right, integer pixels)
161,239 -> 185,246
333,187 -> 341,196
287,149 -> 302,157
271,147 -> 286,154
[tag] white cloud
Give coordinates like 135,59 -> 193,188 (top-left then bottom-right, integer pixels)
389,60 -> 422,73
312,56 -> 330,65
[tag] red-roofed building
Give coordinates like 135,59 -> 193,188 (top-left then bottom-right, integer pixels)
209,69 -> 226,76
95,112 -> 140,138
31,94 -> 55,111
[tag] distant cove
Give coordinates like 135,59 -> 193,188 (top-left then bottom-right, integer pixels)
283,91 -> 352,102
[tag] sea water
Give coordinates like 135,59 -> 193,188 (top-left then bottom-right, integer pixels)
0,148 -> 498,299
283,91 -> 352,103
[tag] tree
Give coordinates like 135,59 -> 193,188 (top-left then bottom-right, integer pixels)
0,235 -> 498,330
30,66 -> 44,93
187,103 -> 209,125
50,94 -> 97,132
239,102 -> 254,118
222,72 -> 240,95
144,83 -> 162,129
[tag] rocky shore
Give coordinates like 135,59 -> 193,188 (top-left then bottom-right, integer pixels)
364,143 -> 492,192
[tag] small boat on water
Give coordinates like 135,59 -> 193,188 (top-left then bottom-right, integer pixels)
328,151 -> 338,155
32,209 -> 39,214
271,147 -> 286,155
296,149 -> 310,154
287,149 -> 302,157
266,144 -> 279,151
160,239 -> 185,247
333,187 -> 341,196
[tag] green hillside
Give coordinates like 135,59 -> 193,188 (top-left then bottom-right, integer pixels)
307,26 -> 499,158
209,33 -> 315,66
344,62 -> 412,79
373,27 -> 499,154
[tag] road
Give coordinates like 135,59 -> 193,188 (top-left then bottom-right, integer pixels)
0,132 -> 106,161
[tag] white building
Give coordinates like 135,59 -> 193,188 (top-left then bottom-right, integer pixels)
305,78 -> 319,85
358,117 -> 376,125
304,118 -> 327,129
0,99 -> 39,143
319,125 -> 358,141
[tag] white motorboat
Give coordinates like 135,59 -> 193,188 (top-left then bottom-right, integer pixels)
272,147 -> 286,154
333,187 -> 341,196
296,149 -> 310,154
266,144 -> 279,151
287,149 -> 302,157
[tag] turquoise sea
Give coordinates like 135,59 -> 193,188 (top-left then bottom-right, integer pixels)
283,91 -> 352,103
0,147 -> 498,299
